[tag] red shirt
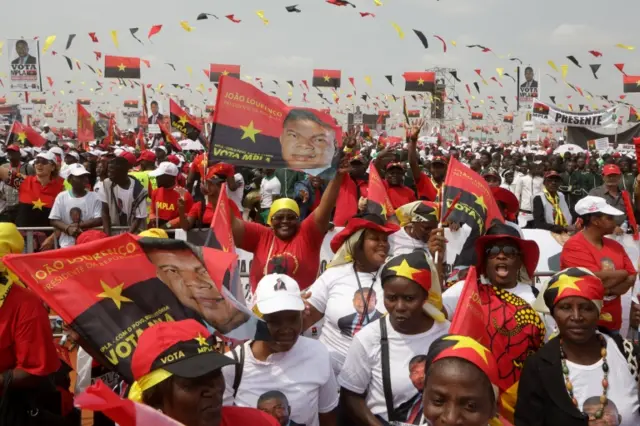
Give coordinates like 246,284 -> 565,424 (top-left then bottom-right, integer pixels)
188,199 -> 241,226
221,406 -> 279,426
150,186 -> 194,222
0,285 -> 61,376
334,175 -> 369,226
384,181 -> 417,209
560,231 -> 636,331
416,172 -> 441,201
239,215 -> 324,292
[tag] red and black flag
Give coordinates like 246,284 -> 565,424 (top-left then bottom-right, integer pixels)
629,106 -> 639,123
4,234 -> 265,382
170,99 -> 202,141
77,102 -> 95,147
31,98 -> 47,104
471,112 -> 483,120
533,101 -> 550,118
205,105 -> 215,113
157,119 -> 181,152
43,112 -> 53,118
209,76 -> 341,174
209,64 -> 240,83
10,120 -> 46,147
78,98 -> 91,105
402,72 -> 436,92
366,166 -> 394,219
141,85 -> 149,124
503,114 -> 514,123
438,157 -> 503,268
407,109 -> 421,118
104,55 -> 141,79
312,69 -> 341,88
124,100 -> 139,108
623,75 -> 640,93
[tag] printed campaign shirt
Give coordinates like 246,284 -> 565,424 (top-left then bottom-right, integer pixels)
8,169 -> 64,227
150,186 -> 194,224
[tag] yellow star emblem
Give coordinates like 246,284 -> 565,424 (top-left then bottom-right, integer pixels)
323,75 -> 331,82
388,259 -> 421,281
548,274 -> 582,298
474,194 -> 487,212
32,198 -> 46,210
178,115 -> 189,126
417,78 -> 425,85
117,63 -> 126,72
222,70 -> 230,76
239,121 -> 262,143
194,333 -> 208,346
443,335 -> 490,364
97,281 -> 133,310
17,132 -> 27,143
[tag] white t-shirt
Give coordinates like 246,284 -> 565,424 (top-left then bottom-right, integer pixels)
338,316 -> 450,421
567,334 -> 640,426
227,173 -> 245,211
260,175 -> 281,209
49,191 -> 102,247
97,178 -> 147,220
442,280 -> 537,319
307,263 -> 385,375
388,228 -> 428,257
222,337 -> 339,426
93,179 -> 103,196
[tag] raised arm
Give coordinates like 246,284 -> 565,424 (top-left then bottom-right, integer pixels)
407,119 -> 426,183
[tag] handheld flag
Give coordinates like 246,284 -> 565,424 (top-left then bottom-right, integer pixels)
10,121 -> 46,147
170,99 -> 202,141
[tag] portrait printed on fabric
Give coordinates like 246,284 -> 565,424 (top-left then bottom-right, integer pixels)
257,390 -> 305,426
337,287 -> 382,338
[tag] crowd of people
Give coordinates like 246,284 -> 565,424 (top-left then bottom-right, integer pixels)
1,121 -> 640,426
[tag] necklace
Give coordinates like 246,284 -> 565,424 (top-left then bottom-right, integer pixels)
559,334 -> 609,420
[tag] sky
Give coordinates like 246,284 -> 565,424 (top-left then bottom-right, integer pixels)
0,0 -> 638,132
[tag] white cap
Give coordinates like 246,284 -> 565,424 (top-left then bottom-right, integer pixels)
66,163 -> 90,177
35,151 -> 56,162
149,161 -> 179,177
43,123 -> 50,127
575,196 -> 624,216
49,146 -> 64,157
114,148 -> 124,156
65,151 -> 80,160
156,145 -> 168,153
255,274 -> 305,315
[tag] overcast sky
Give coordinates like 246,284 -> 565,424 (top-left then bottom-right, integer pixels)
1,0 -> 638,129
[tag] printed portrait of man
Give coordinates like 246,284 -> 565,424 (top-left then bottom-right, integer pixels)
257,391 -> 305,426
11,40 -> 37,66
520,66 -> 538,89
280,109 -> 337,171
582,396 -> 621,425
141,240 -> 250,335
394,354 -> 428,425
337,287 -> 382,337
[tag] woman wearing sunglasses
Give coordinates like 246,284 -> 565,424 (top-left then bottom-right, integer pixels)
441,223 -> 546,422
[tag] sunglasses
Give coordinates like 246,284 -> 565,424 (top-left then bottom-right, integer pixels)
271,213 -> 299,222
485,245 -> 521,258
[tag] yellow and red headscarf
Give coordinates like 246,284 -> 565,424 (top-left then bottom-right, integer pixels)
543,267 -> 604,314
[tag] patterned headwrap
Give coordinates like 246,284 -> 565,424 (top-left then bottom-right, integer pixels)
542,267 -> 604,314
267,198 -> 300,225
381,251 -> 446,322
395,201 -> 440,227
0,223 -> 25,309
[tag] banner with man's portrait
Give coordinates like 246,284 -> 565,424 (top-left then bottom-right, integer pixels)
209,76 -> 342,178
518,66 -> 538,108
7,39 -> 42,92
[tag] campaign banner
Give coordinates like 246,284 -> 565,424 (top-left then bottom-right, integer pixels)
4,234 -> 266,382
532,99 -> 616,128
518,67 -> 539,105
8,39 -> 42,92
209,76 -> 342,178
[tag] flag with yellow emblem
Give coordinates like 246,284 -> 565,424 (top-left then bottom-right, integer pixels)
77,102 -> 96,147
366,166 -> 394,219
9,120 -> 46,147
169,99 -> 202,141
209,64 -> 240,83
209,75 -> 342,176
3,233 -> 267,382
103,55 -> 141,79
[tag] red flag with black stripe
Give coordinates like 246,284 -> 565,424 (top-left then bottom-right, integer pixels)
403,72 -> 436,92
104,55 -> 141,79
312,69 -> 341,88
503,114 -> 514,123
471,112 -> 483,120
4,234 -> 265,382
78,99 -> 91,105
623,75 -> 640,93
169,99 -> 202,141
77,103 -> 95,147
31,98 -> 47,105
366,166 -> 394,219
124,100 -> 138,108
157,119 -> 181,151
10,120 -> 46,147
209,64 -> 240,83
209,76 -> 341,175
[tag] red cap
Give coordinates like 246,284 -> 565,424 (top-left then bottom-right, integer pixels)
167,154 -> 180,165
119,151 -> 137,167
603,164 -> 621,176
138,150 -> 156,163
385,161 -> 405,171
6,144 -> 20,152
206,162 -> 234,180
431,155 -> 448,165
544,170 -> 562,180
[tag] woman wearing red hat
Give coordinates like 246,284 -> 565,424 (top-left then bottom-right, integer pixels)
338,251 -> 449,425
516,268 -> 640,426
304,214 -> 399,375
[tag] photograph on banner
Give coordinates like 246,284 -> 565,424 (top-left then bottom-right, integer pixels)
532,99 -> 617,128
3,233 -> 267,383
8,39 -> 42,92
209,76 -> 342,178
147,99 -> 164,125
518,66 -> 538,107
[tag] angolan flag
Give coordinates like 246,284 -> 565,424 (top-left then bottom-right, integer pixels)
169,98 -> 202,141
209,64 -> 240,83
623,75 -> 640,93
104,55 -> 141,79
403,72 -> 436,92
312,69 -> 341,88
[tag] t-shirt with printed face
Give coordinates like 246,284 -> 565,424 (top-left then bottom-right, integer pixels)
221,337 -> 339,426
338,316 -> 450,421
49,190 -> 103,247
560,231 -> 636,331
307,263 -> 386,375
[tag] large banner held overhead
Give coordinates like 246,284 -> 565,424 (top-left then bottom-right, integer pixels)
4,234 -> 267,382
532,99 -> 617,128
8,39 -> 42,92
209,76 -> 342,177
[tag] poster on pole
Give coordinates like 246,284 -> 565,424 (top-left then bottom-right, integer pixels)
8,39 -> 42,92
518,66 -> 538,109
